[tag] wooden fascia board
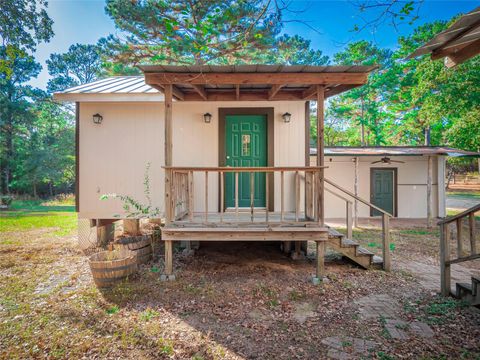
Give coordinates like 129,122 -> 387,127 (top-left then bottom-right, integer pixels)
430,18 -> 480,59
145,72 -> 369,85
432,38 -> 480,66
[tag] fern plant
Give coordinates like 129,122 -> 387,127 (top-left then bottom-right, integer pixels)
100,163 -> 161,218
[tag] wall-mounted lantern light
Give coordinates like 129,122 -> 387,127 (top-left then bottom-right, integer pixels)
282,112 -> 292,123
92,113 -> 103,124
203,112 -> 212,123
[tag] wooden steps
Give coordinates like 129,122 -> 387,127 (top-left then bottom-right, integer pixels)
327,227 -> 383,270
455,276 -> 480,306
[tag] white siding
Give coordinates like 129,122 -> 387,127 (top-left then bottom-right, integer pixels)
79,101 -> 306,218
314,155 -> 440,219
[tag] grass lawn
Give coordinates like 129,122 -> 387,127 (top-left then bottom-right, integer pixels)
447,191 -> 480,199
0,198 -> 77,240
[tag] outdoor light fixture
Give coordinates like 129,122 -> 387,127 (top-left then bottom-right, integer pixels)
282,112 -> 292,123
203,112 -> 212,123
92,113 -> 103,124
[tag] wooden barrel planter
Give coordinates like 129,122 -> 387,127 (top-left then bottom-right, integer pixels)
114,235 -> 153,265
89,249 -> 137,288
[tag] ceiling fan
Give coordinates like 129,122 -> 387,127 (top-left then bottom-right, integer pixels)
371,156 -> 405,165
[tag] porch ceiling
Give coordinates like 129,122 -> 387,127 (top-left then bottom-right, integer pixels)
139,64 -> 377,101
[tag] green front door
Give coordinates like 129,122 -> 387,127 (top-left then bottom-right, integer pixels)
371,169 -> 395,216
225,115 -> 267,208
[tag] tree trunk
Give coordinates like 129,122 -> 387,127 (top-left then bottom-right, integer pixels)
1,115 -> 14,194
49,182 -> 54,197
424,126 -> 431,146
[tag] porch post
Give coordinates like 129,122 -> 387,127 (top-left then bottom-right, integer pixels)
316,86 -> 325,226
164,84 -> 174,277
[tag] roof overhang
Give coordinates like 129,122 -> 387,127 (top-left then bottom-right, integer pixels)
140,64 -> 377,101
408,6 -> 480,67
310,146 -> 480,158
53,76 -> 164,103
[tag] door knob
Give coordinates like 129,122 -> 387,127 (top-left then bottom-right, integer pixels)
226,156 -> 230,159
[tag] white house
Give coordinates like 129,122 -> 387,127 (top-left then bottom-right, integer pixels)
54,66 -> 479,277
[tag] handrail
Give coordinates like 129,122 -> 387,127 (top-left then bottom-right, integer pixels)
325,187 -> 353,238
324,177 -> 392,272
439,202 -> 478,296
325,187 -> 353,204
324,178 -> 393,217
438,203 -> 480,225
163,166 -> 327,172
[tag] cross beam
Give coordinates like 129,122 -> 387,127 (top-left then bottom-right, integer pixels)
145,72 -> 369,85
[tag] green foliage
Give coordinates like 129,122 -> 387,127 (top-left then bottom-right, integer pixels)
101,0 -> 329,68
101,163 -> 160,218
325,22 -> 480,151
0,0 -> 53,77
0,195 -> 13,206
106,306 -> 120,315
46,43 -> 102,93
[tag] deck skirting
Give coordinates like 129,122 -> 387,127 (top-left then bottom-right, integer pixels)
161,226 -> 329,242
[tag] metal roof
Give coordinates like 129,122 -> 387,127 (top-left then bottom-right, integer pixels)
57,76 -> 159,94
409,6 -> 480,64
310,146 -> 480,158
139,64 -> 378,74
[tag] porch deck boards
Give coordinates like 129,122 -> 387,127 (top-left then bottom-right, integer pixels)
172,211 -> 318,227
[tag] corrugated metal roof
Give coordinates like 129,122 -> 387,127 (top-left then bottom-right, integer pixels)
409,6 -> 480,58
58,76 -> 159,94
310,146 -> 480,157
139,64 -> 378,74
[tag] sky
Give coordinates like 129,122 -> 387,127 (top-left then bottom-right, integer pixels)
30,0 -> 479,90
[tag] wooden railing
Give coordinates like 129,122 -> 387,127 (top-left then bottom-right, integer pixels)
438,203 -> 480,296
324,187 -> 353,239
324,178 -> 392,271
164,166 -> 326,225
171,171 -> 190,220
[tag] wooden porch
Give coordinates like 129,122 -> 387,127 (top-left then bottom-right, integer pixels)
162,166 -> 330,279
141,65 -> 378,280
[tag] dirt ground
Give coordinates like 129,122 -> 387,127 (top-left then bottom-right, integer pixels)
1,219 -> 480,359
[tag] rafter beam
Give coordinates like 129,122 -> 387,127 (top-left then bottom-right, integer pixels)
325,84 -> 357,98
151,84 -> 185,101
302,85 -> 318,99
182,90 -> 304,101
190,84 -> 208,100
268,84 -> 284,100
145,72 -> 369,85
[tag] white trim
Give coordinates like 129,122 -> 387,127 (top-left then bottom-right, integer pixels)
53,93 -> 165,102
